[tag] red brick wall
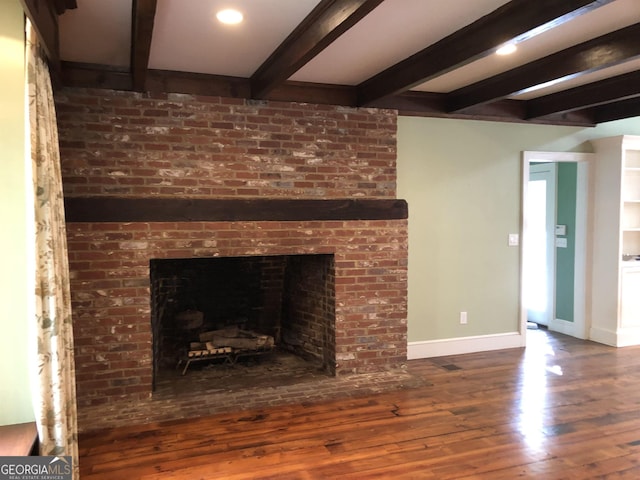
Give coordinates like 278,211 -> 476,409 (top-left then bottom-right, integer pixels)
55,89 -> 397,199
56,89 -> 407,410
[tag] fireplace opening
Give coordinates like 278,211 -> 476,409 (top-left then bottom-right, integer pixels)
150,254 -> 336,395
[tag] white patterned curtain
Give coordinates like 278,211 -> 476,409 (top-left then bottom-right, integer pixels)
25,19 -> 79,477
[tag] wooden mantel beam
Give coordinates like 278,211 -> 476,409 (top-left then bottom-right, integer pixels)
64,197 -> 409,223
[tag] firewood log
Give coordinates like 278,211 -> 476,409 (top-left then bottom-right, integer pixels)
199,326 -> 239,342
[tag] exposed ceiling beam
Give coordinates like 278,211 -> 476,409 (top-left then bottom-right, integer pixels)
526,70 -> 640,119
447,22 -> 640,112
368,91 -> 595,126
250,0 -> 384,99
60,62 -> 133,91
357,0 -> 614,106
146,70 -> 251,98
593,97 -> 640,123
131,0 -> 157,92
58,61 -> 597,127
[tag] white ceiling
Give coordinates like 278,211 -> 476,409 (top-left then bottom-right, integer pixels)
289,0 -> 512,85
58,0 -> 640,106
59,0 -> 132,67
148,0 -> 321,77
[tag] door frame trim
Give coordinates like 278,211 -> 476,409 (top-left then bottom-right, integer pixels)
521,151 -> 594,342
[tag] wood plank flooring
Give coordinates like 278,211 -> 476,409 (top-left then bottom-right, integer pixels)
79,329 -> 640,479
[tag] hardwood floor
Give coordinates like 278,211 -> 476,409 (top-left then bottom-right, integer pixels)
79,329 -> 640,479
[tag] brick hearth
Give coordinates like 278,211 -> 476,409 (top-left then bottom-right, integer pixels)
56,89 -> 408,430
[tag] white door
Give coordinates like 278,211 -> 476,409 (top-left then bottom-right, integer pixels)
524,163 -> 557,326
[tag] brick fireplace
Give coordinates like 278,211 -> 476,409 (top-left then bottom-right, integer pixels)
56,89 -> 408,427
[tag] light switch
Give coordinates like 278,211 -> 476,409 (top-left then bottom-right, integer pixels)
555,224 -> 567,236
556,237 -> 568,248
508,233 -> 519,246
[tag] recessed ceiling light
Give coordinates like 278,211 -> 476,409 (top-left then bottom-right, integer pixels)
496,43 -> 517,56
216,8 -> 243,25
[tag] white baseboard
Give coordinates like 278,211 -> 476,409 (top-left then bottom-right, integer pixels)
589,325 -> 640,347
589,326 -> 617,346
407,332 -> 524,359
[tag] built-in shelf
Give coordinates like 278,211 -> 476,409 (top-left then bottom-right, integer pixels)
623,148 -> 640,254
591,135 -> 640,346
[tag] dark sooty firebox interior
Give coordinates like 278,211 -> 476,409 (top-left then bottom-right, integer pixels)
150,254 -> 336,393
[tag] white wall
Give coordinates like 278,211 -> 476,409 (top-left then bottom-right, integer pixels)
398,116 -> 640,357
0,0 -> 34,425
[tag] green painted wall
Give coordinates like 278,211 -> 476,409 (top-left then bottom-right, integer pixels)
398,116 -> 640,343
0,1 -> 34,425
555,163 -> 577,322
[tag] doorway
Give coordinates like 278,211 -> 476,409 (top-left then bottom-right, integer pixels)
521,152 -> 593,341
524,163 -> 556,327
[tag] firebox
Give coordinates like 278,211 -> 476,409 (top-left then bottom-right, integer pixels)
150,254 -> 336,390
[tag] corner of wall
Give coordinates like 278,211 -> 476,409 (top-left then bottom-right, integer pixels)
0,0 -> 35,425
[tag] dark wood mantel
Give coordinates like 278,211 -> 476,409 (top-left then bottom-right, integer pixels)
64,197 -> 408,223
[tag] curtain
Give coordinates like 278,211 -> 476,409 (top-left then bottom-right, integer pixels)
26,20 -> 79,477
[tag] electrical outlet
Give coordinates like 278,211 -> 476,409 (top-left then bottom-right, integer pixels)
460,311 -> 468,324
